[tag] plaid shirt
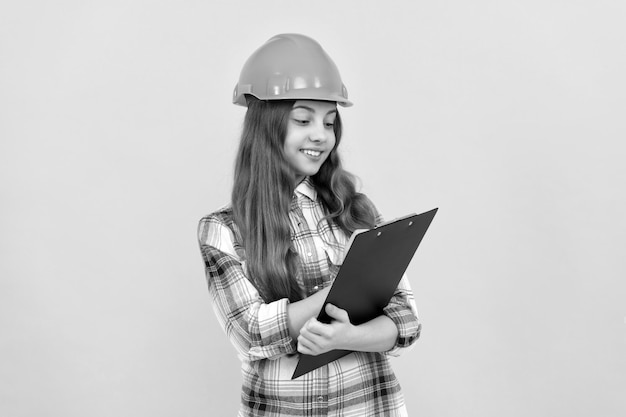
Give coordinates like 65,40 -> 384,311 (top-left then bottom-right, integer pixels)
198,178 -> 421,416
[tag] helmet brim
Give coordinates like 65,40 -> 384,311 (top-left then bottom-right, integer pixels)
234,91 -> 352,108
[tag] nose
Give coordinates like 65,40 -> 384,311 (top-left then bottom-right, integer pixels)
309,121 -> 329,143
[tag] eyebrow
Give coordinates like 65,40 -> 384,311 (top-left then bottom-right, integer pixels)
291,105 -> 337,116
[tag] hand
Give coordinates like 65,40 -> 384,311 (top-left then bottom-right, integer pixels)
297,304 -> 354,356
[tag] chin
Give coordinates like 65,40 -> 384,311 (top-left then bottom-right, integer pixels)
296,165 -> 319,176
296,169 -> 319,178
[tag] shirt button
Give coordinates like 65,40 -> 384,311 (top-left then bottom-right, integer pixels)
316,395 -> 325,402
312,285 -> 320,292
307,252 -> 313,257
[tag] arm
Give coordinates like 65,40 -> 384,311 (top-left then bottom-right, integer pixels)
199,213 -> 331,360
297,274 -> 421,356
286,285 -> 330,340
297,304 -> 399,355
200,243 -> 296,361
381,274 -> 421,356
199,214 -> 298,361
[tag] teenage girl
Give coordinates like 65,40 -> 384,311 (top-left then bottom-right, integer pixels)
198,33 -> 421,417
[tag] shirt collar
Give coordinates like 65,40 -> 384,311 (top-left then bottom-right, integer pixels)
295,177 -> 317,201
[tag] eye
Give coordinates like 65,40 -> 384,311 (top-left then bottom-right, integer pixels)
324,122 -> 335,128
292,118 -> 309,125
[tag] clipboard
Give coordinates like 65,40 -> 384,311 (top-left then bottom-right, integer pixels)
292,207 -> 438,379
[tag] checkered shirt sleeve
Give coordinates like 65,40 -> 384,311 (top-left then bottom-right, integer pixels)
383,273 -> 422,356
198,211 -> 297,361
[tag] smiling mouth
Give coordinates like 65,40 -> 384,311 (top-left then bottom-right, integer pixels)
300,149 -> 322,157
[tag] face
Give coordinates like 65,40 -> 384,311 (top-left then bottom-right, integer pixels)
283,100 -> 337,183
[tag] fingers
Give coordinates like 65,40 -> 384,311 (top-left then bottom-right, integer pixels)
297,333 -> 320,355
297,318 -> 329,355
325,303 -> 349,323
302,317 -> 328,338
296,307 -> 352,355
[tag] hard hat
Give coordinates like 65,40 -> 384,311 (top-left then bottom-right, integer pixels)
233,33 -> 352,107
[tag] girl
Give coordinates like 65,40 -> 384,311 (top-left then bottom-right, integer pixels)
198,33 -> 421,416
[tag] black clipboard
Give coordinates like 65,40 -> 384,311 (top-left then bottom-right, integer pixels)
292,207 -> 438,379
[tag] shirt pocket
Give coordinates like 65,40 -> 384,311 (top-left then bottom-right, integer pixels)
324,223 -> 349,266
323,244 -> 344,267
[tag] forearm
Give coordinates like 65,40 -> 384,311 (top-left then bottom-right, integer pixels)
286,286 -> 330,340
343,315 -> 399,353
382,274 -> 421,355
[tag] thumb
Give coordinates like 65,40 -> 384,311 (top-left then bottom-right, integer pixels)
325,304 -> 349,323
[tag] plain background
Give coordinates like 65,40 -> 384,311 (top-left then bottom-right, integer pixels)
1,1 -> 625,416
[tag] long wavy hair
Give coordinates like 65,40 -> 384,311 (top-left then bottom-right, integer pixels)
232,97 -> 378,303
